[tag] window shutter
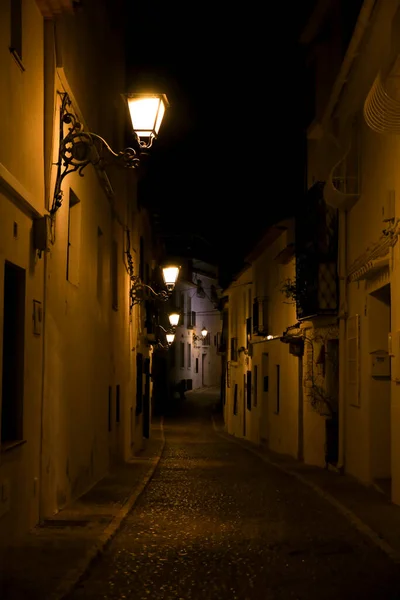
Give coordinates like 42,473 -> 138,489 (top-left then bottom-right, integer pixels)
187,296 -> 192,328
347,314 -> 360,407
246,317 -> 252,347
253,297 -> 269,335
230,337 -> 238,361
260,297 -> 269,334
233,383 -> 238,415
252,299 -> 259,333
246,371 -> 252,411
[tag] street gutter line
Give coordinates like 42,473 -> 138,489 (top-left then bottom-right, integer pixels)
212,417 -> 400,565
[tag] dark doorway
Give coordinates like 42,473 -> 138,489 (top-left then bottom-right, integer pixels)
1,261 -> 26,444
136,353 -> 143,417
325,339 -> 339,465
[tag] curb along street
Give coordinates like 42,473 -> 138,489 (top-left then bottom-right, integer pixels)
52,418 -> 166,600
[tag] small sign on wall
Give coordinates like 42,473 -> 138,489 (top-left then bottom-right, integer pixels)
370,349 -> 390,378
33,300 -> 42,336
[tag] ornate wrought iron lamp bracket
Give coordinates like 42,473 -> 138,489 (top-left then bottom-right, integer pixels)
129,276 -> 170,309
51,92 -> 148,214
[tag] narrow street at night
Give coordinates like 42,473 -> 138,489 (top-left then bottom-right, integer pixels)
65,389 -> 400,600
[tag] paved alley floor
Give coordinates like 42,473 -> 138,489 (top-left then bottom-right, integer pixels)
66,388 -> 400,600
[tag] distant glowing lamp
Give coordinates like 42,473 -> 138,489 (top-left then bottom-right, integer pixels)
168,312 -> 180,327
162,265 -> 180,292
166,332 -> 175,345
201,326 -> 208,338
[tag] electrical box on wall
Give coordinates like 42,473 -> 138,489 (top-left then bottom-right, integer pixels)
370,350 -> 390,377
33,215 -> 51,254
388,331 -> 400,381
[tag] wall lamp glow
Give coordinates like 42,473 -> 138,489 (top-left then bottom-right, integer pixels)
130,264 -> 180,307
193,326 -> 208,343
162,265 -> 180,292
159,325 -> 176,346
168,311 -> 180,327
52,91 -> 169,214
166,332 -> 175,345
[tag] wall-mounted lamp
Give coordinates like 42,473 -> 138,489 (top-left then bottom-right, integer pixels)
52,91 -> 169,214
193,326 -> 208,344
159,325 -> 175,346
162,265 -> 180,292
166,332 -> 175,345
168,311 -> 180,327
130,264 -> 180,307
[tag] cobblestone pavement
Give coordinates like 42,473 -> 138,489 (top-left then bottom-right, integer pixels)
66,390 -> 400,600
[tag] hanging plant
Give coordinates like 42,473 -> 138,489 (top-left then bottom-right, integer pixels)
280,277 -> 298,303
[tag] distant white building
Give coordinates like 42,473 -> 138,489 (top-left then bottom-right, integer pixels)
166,259 -> 222,396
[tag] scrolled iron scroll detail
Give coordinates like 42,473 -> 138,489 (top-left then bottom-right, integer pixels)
51,92 -> 143,214
129,275 -> 169,309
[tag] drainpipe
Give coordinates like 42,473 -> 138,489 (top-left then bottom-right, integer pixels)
39,20 -> 57,522
337,209 -> 347,472
39,239 -> 49,523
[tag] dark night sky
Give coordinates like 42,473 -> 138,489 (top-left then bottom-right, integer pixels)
124,2 -> 316,285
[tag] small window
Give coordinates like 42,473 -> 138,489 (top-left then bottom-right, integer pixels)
97,227 -> 103,301
246,371 -> 252,411
233,384 -> 238,415
187,295 -> 192,328
275,365 -> 280,413
108,386 -> 112,432
195,357 -> 199,373
230,337 -> 238,361
253,297 -> 269,335
180,342 -> 185,368
187,343 -> 192,368
111,240 -> 118,310
253,365 -> 258,407
116,384 -> 120,423
66,190 -> 81,285
246,317 -> 251,348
